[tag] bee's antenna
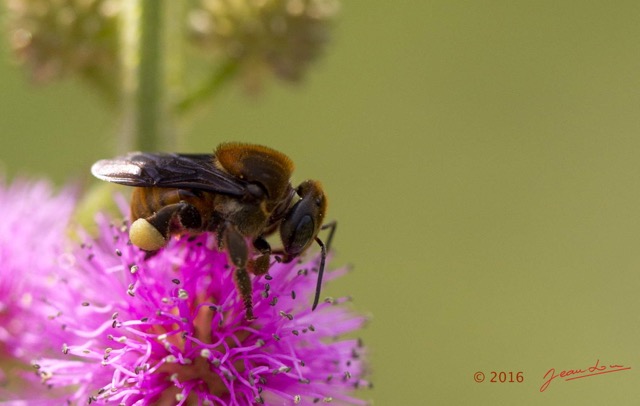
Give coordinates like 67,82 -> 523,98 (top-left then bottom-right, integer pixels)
311,236 -> 326,311
311,221 -> 336,311
321,220 -> 337,251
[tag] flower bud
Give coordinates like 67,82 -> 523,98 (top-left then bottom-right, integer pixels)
188,0 -> 340,89
7,0 -> 120,98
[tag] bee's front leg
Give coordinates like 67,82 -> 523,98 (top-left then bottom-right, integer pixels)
248,236 -> 271,276
221,223 -> 255,321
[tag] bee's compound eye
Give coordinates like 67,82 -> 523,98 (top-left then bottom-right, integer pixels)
130,218 -> 166,251
281,209 -> 315,257
290,214 -> 314,253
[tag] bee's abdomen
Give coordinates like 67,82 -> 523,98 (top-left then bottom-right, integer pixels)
130,187 -> 217,228
131,187 -> 191,219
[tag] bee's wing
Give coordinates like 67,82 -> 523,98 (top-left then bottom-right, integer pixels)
91,152 -> 246,196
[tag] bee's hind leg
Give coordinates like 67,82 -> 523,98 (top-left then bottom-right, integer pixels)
130,202 -> 201,252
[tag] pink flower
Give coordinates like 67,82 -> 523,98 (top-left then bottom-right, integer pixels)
0,178 -> 76,399
35,207 -> 371,405
0,178 -> 76,356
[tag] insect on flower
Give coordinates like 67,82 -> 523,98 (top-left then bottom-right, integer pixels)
91,142 -> 335,320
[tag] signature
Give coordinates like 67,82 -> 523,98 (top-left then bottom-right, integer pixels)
540,359 -> 631,392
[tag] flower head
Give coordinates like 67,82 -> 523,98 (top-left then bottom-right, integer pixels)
36,208 -> 370,405
0,178 -> 76,398
0,179 -> 76,356
6,0 -> 120,99
188,0 -> 340,89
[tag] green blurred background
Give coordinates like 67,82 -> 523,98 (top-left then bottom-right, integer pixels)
3,1 -> 640,404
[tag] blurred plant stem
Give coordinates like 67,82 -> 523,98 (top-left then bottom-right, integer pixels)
117,0 -> 237,152
119,0 -> 176,153
137,0 -> 164,151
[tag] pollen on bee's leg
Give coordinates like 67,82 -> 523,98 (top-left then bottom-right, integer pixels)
129,218 -> 167,251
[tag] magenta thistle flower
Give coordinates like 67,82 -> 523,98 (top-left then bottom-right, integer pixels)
0,178 -> 76,356
35,209 -> 371,405
0,178 -> 76,398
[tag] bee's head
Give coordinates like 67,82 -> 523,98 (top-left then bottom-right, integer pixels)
279,180 -> 327,260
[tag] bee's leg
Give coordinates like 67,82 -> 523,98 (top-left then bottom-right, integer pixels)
130,203 -> 181,251
210,215 -> 226,252
130,202 -> 201,252
175,203 -> 202,230
248,237 -> 272,276
222,223 -> 255,321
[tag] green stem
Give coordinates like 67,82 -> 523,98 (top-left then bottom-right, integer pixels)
137,0 -> 164,151
163,0 -> 186,151
119,1 -> 236,151
177,59 -> 239,115
119,0 -> 169,153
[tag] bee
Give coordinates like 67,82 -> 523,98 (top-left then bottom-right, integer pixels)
91,142 -> 335,320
